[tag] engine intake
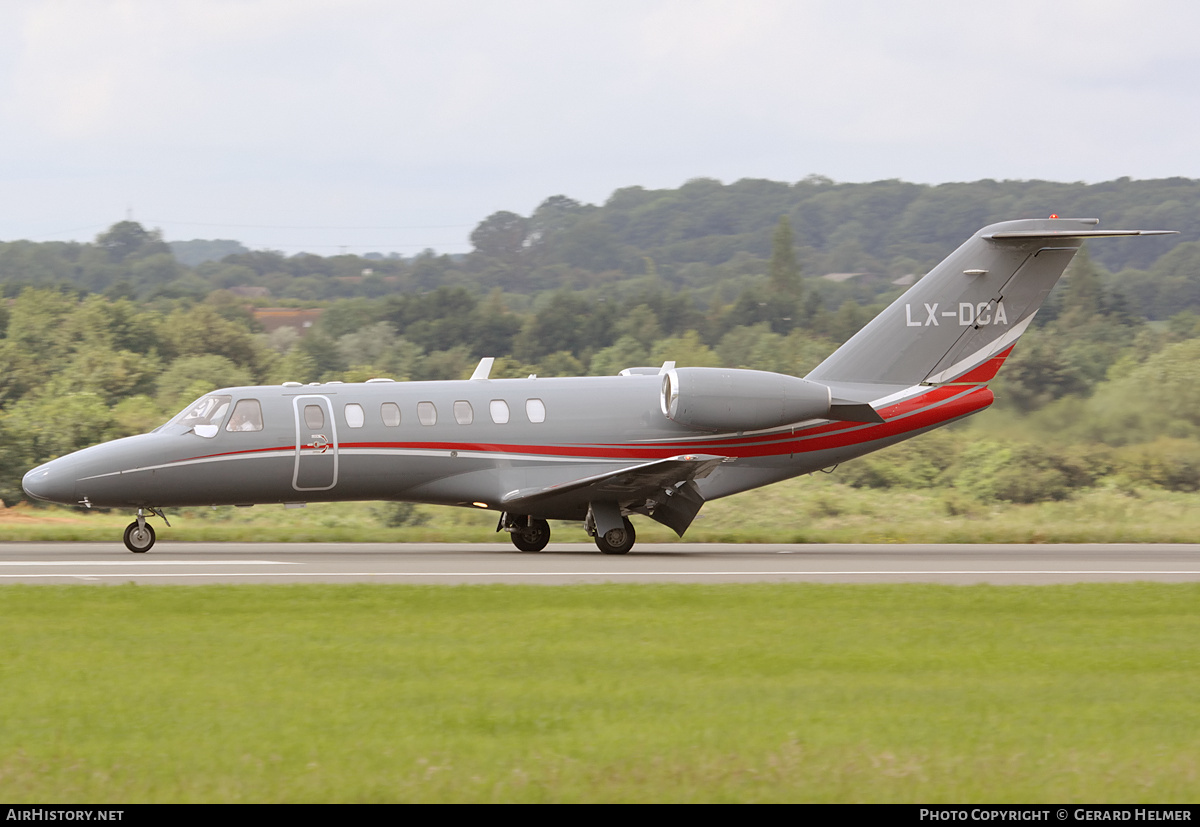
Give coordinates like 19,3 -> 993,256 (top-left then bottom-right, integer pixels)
660,367 -> 836,432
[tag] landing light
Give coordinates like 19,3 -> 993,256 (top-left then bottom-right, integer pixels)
472,502 -> 489,508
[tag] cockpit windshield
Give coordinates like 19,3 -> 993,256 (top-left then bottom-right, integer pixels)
169,395 -> 233,434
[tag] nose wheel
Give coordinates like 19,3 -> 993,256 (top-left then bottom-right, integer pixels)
123,521 -> 156,553
123,507 -> 168,553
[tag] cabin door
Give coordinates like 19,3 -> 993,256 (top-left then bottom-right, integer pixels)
293,395 -> 339,491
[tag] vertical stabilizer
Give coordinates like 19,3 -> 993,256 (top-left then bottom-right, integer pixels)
806,219 -> 1173,388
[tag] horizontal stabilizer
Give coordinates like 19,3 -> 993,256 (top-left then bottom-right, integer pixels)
828,399 -> 885,424
984,229 -> 1176,239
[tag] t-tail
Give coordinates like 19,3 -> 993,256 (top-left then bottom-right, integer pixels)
806,218 -> 1175,398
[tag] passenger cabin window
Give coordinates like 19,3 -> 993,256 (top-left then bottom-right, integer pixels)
304,405 -> 325,430
226,399 -> 264,432
453,400 -> 473,425
417,401 -> 437,426
489,400 -> 510,424
526,398 -> 546,423
173,394 -> 233,438
344,403 -> 365,429
381,402 -> 401,427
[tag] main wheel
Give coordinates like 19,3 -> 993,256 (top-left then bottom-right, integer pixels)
510,518 -> 550,552
595,517 -> 635,555
123,521 -> 156,553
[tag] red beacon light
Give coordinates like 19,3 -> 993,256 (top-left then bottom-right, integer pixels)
1049,213 -> 1059,219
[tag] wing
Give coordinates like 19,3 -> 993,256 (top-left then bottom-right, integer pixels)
500,453 -> 731,536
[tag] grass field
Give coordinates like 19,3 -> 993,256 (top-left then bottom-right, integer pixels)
1,583 -> 1198,803
2,475 -> 1200,545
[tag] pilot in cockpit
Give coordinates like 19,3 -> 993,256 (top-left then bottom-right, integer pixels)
228,411 -> 254,431
226,400 -> 263,432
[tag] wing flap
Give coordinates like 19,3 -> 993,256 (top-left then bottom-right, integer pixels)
500,454 -> 730,535
501,454 -> 729,509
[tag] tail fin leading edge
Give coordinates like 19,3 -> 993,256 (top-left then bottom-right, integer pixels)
806,218 -> 1174,389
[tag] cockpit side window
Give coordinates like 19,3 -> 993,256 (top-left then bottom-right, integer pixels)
226,399 -> 264,432
171,394 -> 234,437
170,396 -> 232,429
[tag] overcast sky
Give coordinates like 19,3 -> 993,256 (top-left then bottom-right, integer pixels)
2,0 -> 1198,256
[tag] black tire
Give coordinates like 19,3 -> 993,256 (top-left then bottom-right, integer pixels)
510,518 -> 550,552
123,521 -> 156,553
595,517 -> 635,555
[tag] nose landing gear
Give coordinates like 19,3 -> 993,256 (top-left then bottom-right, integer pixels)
123,507 -> 169,553
123,521 -> 155,553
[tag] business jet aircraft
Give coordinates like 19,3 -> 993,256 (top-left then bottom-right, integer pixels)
22,218 -> 1173,553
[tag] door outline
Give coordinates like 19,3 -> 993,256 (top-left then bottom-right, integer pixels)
293,395 -> 339,491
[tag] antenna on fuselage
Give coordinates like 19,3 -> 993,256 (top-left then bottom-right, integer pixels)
470,357 -> 495,381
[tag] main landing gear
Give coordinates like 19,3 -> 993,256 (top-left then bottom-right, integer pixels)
500,514 -> 551,552
123,507 -> 169,553
499,512 -> 638,554
593,517 -> 635,555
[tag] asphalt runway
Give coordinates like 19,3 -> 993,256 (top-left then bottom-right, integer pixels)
1,542 -> 1199,585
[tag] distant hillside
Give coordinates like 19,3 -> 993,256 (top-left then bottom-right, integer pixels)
169,239 -> 250,267
1,177 -> 1197,320
468,176 -> 1200,280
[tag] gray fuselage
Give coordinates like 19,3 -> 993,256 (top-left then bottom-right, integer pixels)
21,373 -> 983,520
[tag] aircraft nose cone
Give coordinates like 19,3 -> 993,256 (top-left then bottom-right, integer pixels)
22,465 -> 75,505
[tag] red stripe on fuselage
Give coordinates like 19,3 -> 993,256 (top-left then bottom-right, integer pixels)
171,384 -> 991,466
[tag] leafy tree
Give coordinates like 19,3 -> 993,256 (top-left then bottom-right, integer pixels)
468,290 -> 523,357
1059,246 -> 1103,327
95,221 -> 170,264
535,350 -> 586,377
412,346 -> 473,381
470,211 -> 529,263
5,391 -> 118,466
962,442 -> 1091,503
336,322 -> 400,370
614,304 -> 662,348
649,331 -> 720,367
1077,338 -> 1200,444
154,355 -> 255,412
824,300 -> 873,344
409,250 -> 457,292
47,348 -> 159,406
168,239 -> 250,267
512,291 -> 618,362
157,305 -> 265,374
589,336 -> 650,376
768,215 -> 802,300
991,329 -> 1091,412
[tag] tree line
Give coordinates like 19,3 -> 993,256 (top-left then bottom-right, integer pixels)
0,175 -> 1198,506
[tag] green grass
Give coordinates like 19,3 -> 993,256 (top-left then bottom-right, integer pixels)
1,583 -> 1198,802
3,475 -> 1200,544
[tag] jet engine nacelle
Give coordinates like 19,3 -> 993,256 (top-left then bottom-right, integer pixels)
660,367 -> 833,432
